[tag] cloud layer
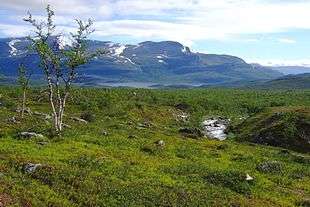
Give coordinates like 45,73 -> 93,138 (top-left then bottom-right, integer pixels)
1,0 -> 310,44
1,0 -> 310,65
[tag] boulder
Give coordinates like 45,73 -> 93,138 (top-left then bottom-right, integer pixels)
7,117 -> 18,124
155,140 -> 165,147
101,130 -> 108,136
19,132 -> 44,139
24,163 -> 42,173
246,174 -> 254,181
256,161 -> 283,173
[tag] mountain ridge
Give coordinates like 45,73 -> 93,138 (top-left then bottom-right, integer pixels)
0,37 -> 284,87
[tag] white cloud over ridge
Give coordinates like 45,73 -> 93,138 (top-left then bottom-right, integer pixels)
1,0 -> 310,46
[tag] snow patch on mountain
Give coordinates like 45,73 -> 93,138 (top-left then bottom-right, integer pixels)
114,45 -> 126,56
57,35 -> 73,49
8,39 -> 21,56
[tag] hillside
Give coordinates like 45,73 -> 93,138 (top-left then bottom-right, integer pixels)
253,73 -> 310,89
0,37 -> 283,87
236,107 -> 310,153
0,87 -> 309,206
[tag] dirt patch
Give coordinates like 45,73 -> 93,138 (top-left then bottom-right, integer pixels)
0,193 -> 12,207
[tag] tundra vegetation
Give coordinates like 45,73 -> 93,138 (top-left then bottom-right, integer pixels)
0,87 -> 309,206
0,4 -> 309,207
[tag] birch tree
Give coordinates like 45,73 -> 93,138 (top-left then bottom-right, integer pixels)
17,64 -> 31,118
23,5 -> 95,134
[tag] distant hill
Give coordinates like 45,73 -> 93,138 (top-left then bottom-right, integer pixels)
253,73 -> 310,89
269,66 -> 310,75
0,37 -> 283,87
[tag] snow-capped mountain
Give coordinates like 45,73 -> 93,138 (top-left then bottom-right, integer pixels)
0,37 -> 283,86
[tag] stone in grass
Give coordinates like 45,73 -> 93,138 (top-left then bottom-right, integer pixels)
19,132 -> 44,139
101,130 -> 109,136
7,116 -> 19,124
24,163 -> 42,173
246,174 -> 254,181
256,161 -> 283,173
155,140 -> 165,147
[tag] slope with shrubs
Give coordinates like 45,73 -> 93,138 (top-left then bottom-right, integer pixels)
0,87 -> 309,207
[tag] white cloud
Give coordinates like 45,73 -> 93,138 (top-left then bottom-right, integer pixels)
1,0 -> 310,45
248,58 -> 310,67
277,38 -> 296,44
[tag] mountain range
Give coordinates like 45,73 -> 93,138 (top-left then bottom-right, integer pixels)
0,37 -> 309,88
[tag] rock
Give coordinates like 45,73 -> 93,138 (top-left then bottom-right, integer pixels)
246,174 -> 254,181
101,130 -> 108,136
179,128 -> 204,139
24,163 -> 42,173
7,116 -> 19,124
256,161 -> 283,173
202,117 -> 230,141
70,117 -> 88,124
19,132 -> 44,139
155,140 -> 165,147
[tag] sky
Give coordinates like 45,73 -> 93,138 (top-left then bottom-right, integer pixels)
1,0 -> 310,66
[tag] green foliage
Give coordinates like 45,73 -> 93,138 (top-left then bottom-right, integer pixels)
204,170 -> 254,194
0,87 -> 309,206
17,64 -> 31,90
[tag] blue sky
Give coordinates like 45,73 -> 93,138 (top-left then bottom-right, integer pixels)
1,0 -> 310,66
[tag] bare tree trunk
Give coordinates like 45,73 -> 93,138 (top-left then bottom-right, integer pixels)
21,89 -> 26,118
47,79 -> 60,134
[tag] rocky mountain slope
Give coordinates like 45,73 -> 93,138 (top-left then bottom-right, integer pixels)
0,37 -> 283,86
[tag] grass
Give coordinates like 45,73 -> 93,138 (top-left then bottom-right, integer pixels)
0,87 -> 309,206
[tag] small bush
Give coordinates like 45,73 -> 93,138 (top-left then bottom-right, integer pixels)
204,170 -> 253,195
80,111 -> 96,122
256,161 -> 283,174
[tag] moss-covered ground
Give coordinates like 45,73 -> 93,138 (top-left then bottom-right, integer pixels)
0,87 -> 309,206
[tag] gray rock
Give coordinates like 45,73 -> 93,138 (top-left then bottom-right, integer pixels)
256,161 -> 283,173
155,140 -> 165,147
246,174 -> 254,181
24,163 -> 42,173
101,130 -> 108,136
7,116 -> 18,124
19,132 -> 44,139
